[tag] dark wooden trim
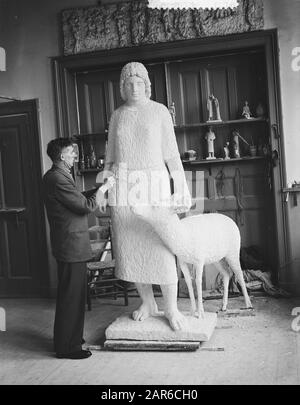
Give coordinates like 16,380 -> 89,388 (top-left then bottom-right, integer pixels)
52,29 -> 276,71
263,29 -> 291,285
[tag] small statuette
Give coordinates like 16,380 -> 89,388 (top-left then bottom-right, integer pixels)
205,127 -> 216,160
97,158 -> 104,170
168,101 -> 176,126
79,156 -> 85,171
207,94 -> 222,122
85,155 -> 91,169
242,101 -> 252,119
89,144 -> 97,169
231,130 -> 240,158
224,142 -> 230,160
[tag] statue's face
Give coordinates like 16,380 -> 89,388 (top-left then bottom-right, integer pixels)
124,75 -> 146,104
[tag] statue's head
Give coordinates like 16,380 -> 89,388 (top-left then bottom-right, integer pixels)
120,62 -> 151,101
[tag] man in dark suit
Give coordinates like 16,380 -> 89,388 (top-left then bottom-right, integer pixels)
43,138 -> 101,359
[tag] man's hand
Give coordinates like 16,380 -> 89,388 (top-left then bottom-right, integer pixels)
95,176 -> 115,213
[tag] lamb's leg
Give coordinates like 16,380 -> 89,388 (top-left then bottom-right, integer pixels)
179,261 -> 196,316
132,283 -> 162,321
225,257 -> 253,309
214,261 -> 230,311
160,283 -> 187,331
194,261 -> 205,319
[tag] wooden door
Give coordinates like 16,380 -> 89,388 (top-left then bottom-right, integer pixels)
0,100 -> 48,296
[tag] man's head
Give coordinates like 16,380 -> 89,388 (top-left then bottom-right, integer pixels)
47,138 -> 77,168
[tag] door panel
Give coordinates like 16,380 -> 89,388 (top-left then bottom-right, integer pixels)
0,101 -> 48,296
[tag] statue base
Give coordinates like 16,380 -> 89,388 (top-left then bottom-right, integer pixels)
206,157 -> 216,160
104,311 -> 217,351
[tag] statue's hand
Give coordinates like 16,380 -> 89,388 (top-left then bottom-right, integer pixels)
171,192 -> 192,214
96,188 -> 108,213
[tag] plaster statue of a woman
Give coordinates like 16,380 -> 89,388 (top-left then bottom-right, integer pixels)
97,62 -> 192,331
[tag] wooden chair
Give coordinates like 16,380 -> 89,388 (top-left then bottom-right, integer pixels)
86,213 -> 129,311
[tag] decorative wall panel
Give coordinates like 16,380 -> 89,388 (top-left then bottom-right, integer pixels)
62,0 -> 264,55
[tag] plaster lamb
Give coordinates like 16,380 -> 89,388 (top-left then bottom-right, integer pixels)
131,205 -> 253,318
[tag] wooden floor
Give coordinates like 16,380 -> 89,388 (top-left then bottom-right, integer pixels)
0,294 -> 300,385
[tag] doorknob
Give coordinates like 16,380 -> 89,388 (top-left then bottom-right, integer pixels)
0,207 -> 26,228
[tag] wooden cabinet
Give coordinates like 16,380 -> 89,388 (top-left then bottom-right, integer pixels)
167,50 -> 268,159
73,49 -> 275,284
52,31 -> 289,288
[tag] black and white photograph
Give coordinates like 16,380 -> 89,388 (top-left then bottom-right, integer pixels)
0,0 -> 300,388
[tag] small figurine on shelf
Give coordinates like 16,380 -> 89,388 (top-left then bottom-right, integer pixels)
168,101 -> 176,126
85,155 -> 91,169
78,141 -> 85,170
224,142 -> 230,160
89,144 -> 97,169
79,155 -> 85,171
97,158 -> 104,170
242,101 -> 252,119
205,127 -> 216,160
231,130 -> 240,158
207,94 -> 222,122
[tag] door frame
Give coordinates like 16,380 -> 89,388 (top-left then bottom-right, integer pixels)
0,99 -> 49,296
52,29 -> 290,287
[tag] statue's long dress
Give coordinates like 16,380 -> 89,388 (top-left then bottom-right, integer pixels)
105,100 -> 182,284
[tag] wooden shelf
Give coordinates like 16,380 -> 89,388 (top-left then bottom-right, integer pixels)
175,117 -> 267,131
0,207 -> 26,214
282,187 -> 300,193
77,157 -> 266,174
182,156 -> 266,165
282,186 -> 300,206
77,168 -> 103,175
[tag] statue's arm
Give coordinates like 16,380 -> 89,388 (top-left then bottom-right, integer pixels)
161,106 -> 191,211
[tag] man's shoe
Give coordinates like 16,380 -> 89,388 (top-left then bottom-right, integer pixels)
56,349 -> 92,360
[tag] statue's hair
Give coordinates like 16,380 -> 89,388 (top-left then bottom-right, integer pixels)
120,62 -> 151,101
